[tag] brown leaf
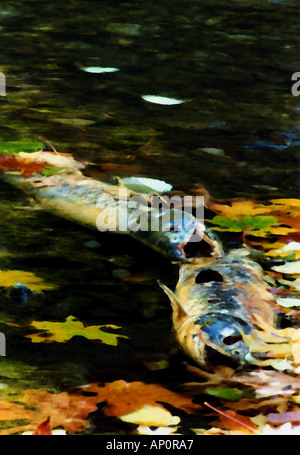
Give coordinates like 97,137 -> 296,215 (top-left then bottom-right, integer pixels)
0,389 -> 98,435
81,380 -> 202,418
0,155 -> 47,177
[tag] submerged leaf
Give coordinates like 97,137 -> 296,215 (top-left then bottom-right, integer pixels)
25,316 -> 127,345
0,270 -> 56,292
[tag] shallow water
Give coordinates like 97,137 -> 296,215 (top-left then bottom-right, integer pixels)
0,0 -> 299,434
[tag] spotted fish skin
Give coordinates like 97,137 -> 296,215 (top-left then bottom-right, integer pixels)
160,252 -> 277,368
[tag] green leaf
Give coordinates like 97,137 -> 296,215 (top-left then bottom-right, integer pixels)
205,386 -> 243,401
208,216 -> 248,232
0,142 -> 44,156
208,215 -> 278,232
244,215 -> 278,230
41,166 -> 69,176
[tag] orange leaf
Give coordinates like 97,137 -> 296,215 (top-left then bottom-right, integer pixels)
0,155 -> 47,177
81,380 -> 201,418
0,389 -> 98,435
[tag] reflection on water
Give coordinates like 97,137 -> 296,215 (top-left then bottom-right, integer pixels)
0,0 -> 299,198
0,0 -> 299,434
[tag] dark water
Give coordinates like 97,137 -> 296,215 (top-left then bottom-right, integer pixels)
0,0 -> 299,434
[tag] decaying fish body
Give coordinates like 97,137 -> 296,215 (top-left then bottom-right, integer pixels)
2,152 -> 221,261
3,149 -> 297,371
160,252 -> 282,368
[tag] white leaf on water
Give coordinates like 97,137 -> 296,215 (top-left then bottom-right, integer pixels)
271,261 -> 300,274
141,95 -> 185,105
276,297 -> 300,308
278,277 -> 300,290
122,177 -> 172,194
82,66 -> 120,74
281,242 -> 300,251
199,147 -> 225,156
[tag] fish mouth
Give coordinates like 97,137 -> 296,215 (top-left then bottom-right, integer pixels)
194,313 -> 252,366
170,225 -> 223,260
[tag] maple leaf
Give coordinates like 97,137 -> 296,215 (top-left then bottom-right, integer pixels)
208,198 -> 300,258
209,198 -> 300,219
25,315 -> 128,346
0,388 -> 98,435
80,380 -> 202,419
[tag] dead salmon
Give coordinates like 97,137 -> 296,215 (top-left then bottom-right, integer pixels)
4,148 -> 297,371
159,251 -> 296,369
1,151 -> 222,261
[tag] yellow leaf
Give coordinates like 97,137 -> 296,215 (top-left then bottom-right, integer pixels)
137,425 -> 179,435
209,198 -> 300,221
271,198 -> 300,208
121,405 -> 180,426
248,227 -> 298,237
25,315 -> 128,346
209,200 -> 270,218
0,270 -> 56,292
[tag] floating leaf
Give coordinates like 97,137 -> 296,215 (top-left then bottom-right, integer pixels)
276,297 -> 300,308
81,380 -> 202,419
0,388 -> 98,435
141,95 -> 185,105
122,177 -> 172,194
272,261 -> 300,274
0,155 -> 47,177
41,166 -> 70,176
209,198 -> 300,219
205,386 -> 243,401
121,405 -> 180,426
208,215 -> 278,232
25,315 -> 128,345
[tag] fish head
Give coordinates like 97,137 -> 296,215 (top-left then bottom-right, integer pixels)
159,281 -> 251,367
192,313 -> 251,367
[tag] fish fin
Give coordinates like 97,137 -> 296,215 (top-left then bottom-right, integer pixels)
158,280 -> 187,320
